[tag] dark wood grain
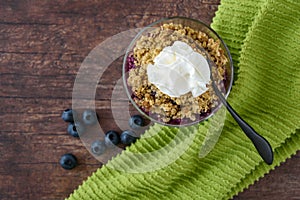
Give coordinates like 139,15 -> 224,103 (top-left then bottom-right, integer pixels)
0,0 -> 299,199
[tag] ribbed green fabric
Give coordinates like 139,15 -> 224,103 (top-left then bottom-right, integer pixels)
67,0 -> 300,199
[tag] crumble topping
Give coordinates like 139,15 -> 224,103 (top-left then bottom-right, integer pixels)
126,23 -> 228,123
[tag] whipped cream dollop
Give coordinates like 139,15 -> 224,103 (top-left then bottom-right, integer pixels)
147,41 -> 211,98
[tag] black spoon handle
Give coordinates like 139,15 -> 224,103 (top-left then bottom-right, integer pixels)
212,83 -> 274,165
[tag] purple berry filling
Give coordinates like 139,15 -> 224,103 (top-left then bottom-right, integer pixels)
125,54 -> 136,72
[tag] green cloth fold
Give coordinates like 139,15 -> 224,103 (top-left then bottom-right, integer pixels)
67,0 -> 300,199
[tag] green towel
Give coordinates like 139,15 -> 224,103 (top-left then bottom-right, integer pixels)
67,0 -> 300,199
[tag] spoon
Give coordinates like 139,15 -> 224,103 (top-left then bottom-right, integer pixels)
210,74 -> 274,165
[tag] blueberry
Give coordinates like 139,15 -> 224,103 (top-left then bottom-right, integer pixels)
59,153 -> 77,170
129,115 -> 145,129
91,140 -> 106,156
82,109 -> 98,125
105,130 -> 120,146
61,109 -> 75,123
67,122 -> 85,137
120,130 -> 138,145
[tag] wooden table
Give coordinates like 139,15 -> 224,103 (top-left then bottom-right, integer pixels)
0,0 -> 299,199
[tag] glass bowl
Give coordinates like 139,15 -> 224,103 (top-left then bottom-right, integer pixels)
123,17 -> 233,127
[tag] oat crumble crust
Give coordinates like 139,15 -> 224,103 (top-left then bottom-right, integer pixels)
127,23 -> 228,123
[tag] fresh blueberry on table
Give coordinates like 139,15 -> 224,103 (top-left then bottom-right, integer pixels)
82,109 -> 98,125
67,122 -> 85,137
61,109 -> 75,123
105,130 -> 120,146
91,140 -> 106,156
129,115 -> 145,129
59,153 -> 77,170
120,130 -> 138,145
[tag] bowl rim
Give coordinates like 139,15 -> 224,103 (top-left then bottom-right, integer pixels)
122,16 -> 234,127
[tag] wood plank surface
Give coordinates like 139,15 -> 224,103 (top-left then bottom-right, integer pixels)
0,0 -> 299,199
